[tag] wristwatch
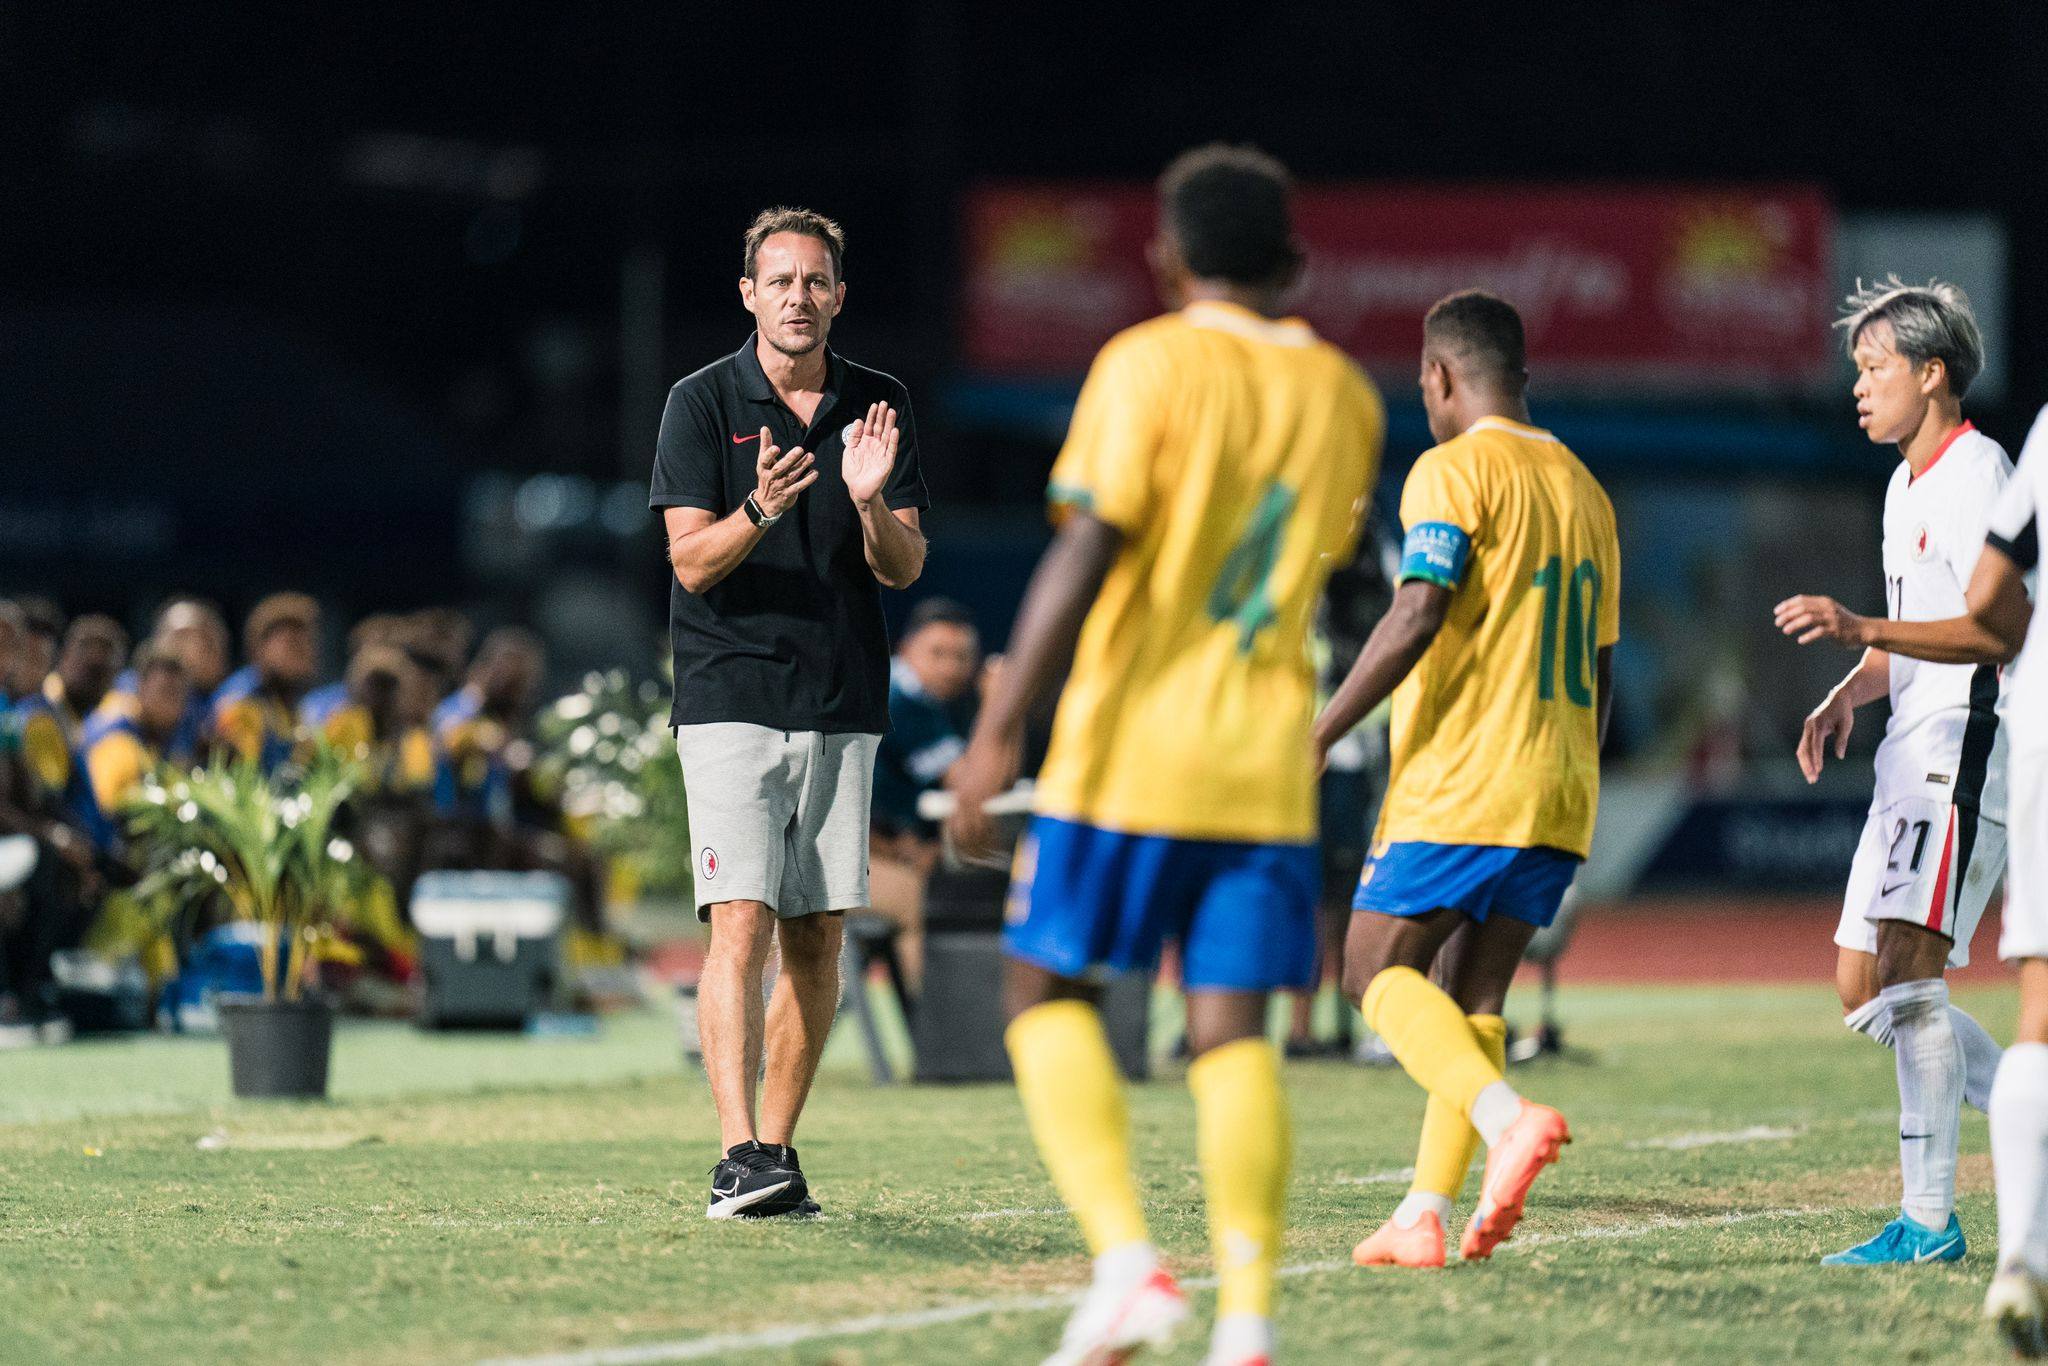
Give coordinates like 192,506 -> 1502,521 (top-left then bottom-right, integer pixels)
743,493 -> 782,528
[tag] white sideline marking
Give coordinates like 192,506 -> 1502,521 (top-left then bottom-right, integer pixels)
1334,1166 -> 1416,1186
1501,1205 -> 1818,1250
1625,1125 -> 1804,1152
475,1206 -> 1824,1366
960,1206 -> 1066,1221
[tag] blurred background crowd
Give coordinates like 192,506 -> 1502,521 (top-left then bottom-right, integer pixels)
0,590 -> 607,1041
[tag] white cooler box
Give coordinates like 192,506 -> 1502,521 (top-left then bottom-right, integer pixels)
411,870 -> 569,1029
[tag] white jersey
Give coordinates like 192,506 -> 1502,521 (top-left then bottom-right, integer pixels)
1874,422 -> 2012,821
1988,406 -> 2047,756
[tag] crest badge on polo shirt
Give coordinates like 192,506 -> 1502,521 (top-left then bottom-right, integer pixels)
1911,523 -> 1935,564
842,421 -> 862,448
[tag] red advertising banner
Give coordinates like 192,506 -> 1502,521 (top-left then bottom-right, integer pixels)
964,184 -> 1836,389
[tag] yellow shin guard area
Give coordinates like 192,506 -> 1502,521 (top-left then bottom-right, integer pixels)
1362,966 -> 1508,1117
1410,1014 -> 1509,1200
1004,1000 -> 1148,1255
1189,1037 -> 1289,1320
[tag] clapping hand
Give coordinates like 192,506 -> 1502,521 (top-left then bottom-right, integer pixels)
843,402 -> 900,507
754,426 -> 817,518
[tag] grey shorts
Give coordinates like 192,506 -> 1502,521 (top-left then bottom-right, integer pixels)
675,722 -> 880,922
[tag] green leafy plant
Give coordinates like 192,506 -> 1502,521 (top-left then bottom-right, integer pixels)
534,669 -> 691,901
124,745 -> 377,1002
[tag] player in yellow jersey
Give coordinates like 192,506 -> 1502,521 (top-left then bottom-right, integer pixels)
1314,291 -> 1619,1269
948,145 -> 1383,1366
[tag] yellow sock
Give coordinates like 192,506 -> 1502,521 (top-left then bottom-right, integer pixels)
1189,1037 -> 1289,1320
1409,1014 -> 1508,1200
1005,1000 -> 1148,1255
1362,966 -> 1507,1116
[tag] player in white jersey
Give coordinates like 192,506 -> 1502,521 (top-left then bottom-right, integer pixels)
1774,278 -> 2011,1266
1784,401 -> 2043,1350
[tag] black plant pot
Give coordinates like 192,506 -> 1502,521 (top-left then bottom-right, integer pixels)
217,994 -> 335,1099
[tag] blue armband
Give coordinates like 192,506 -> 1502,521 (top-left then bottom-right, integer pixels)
1398,522 -> 1471,588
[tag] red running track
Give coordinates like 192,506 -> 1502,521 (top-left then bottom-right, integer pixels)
1542,895 -> 2013,986
643,896 -> 2019,988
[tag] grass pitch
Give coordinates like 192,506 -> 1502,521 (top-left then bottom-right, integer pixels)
0,983 -> 2023,1364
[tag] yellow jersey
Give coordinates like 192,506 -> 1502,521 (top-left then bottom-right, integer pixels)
1033,300 -> 1385,844
1375,417 -> 1620,857
323,704 -> 436,793
86,725 -> 156,817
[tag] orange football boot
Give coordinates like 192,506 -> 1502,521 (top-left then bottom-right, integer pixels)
1460,1101 -> 1571,1261
1352,1210 -> 1448,1268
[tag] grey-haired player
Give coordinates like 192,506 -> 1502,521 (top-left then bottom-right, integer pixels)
1774,277 -> 2012,1266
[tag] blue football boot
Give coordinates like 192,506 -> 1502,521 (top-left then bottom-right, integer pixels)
1821,1211 -> 1965,1265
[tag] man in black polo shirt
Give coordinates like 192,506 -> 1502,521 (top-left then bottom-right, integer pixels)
651,207 -> 928,1219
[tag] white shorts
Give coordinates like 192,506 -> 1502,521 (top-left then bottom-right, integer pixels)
675,723 -> 881,922
2000,753 -> 2048,962
1835,793 -> 2005,969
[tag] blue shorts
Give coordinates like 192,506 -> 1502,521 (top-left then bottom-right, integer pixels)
1004,816 -> 1322,992
1353,841 -> 1580,929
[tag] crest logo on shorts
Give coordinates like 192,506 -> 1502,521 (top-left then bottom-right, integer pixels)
701,847 -> 719,880
1912,523 -> 1935,562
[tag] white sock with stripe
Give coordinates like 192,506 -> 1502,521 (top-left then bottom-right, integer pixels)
1992,1042 -> 2048,1276
1845,995 -> 2001,1112
1883,977 -> 1964,1232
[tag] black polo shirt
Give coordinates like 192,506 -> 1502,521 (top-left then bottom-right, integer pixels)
649,337 -> 929,733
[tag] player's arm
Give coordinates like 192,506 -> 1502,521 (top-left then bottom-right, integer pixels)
1791,647 -> 1890,784
1775,552 -> 2030,668
945,513 -> 1123,855
1310,531 -> 1440,765
1314,465 -> 1472,763
1312,580 -> 1450,763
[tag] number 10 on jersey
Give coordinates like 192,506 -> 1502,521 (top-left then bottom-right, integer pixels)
1532,555 -> 1600,707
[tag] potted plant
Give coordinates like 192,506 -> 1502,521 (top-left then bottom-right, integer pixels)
535,668 -> 693,909
126,745 -> 372,1098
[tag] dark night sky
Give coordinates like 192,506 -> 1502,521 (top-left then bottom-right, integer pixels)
6,1 -> 2046,489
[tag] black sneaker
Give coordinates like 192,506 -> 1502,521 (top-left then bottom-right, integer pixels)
706,1141 -> 800,1220
766,1144 -> 818,1218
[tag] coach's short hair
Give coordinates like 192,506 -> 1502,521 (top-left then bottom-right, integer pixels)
1836,276 -> 1985,398
744,207 -> 846,282
1424,290 -> 1529,389
1158,144 -> 1297,287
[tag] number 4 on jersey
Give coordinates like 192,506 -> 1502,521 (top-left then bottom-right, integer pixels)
1208,482 -> 1297,653
1532,555 -> 1600,707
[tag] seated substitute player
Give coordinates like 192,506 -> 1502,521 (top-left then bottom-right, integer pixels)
947,144 -> 1383,1366
81,645 -> 195,846
1314,290 -> 1618,1268
1775,278 -> 2010,1267
211,593 -> 322,773
1779,400 -> 2040,1346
